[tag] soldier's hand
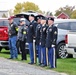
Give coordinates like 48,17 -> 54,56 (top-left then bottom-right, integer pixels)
33,39 -> 35,42
52,44 -> 55,47
39,42 -> 41,45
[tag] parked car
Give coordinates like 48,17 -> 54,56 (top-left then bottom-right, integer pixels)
54,19 -> 76,58
64,31 -> 76,58
0,18 -> 9,51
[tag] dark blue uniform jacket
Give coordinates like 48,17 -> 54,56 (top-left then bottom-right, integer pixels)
35,23 -> 41,45
46,25 -> 58,48
27,20 -> 37,43
40,24 -> 47,47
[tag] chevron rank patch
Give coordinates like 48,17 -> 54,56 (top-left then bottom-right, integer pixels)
54,31 -> 57,34
43,28 -> 46,31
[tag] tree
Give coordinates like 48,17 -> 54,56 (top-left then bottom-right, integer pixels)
2,14 -> 7,18
54,5 -> 75,18
9,9 -> 14,16
14,3 -> 23,14
71,10 -> 76,19
14,2 -> 41,15
46,11 -> 53,16
23,2 -> 39,12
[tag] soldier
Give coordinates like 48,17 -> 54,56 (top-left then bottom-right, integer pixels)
40,17 -> 48,67
8,16 -> 18,59
35,16 -> 42,65
17,18 -> 27,60
46,17 -> 58,68
27,14 -> 37,64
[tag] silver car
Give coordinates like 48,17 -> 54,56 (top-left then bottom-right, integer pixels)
54,19 -> 76,58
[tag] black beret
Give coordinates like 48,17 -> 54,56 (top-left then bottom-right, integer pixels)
41,16 -> 47,20
48,17 -> 54,21
37,17 -> 43,20
29,14 -> 35,17
37,17 -> 40,20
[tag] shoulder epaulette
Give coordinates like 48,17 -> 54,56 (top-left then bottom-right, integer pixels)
34,21 -> 36,23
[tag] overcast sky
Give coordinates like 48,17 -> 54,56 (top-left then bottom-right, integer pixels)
0,0 -> 76,14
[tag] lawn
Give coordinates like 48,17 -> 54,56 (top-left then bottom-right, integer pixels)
0,49 -> 76,75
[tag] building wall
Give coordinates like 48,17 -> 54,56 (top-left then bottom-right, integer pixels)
57,13 -> 69,19
0,11 -> 9,18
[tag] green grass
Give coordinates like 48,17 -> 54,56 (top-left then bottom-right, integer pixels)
0,49 -> 76,75
55,58 -> 76,75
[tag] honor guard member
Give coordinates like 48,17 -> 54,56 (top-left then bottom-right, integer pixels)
40,16 -> 47,67
17,18 -> 27,60
28,14 -> 37,64
46,17 -> 58,68
35,16 -> 42,65
8,16 -> 18,59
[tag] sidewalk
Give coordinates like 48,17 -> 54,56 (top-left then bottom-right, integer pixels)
0,58 -> 67,75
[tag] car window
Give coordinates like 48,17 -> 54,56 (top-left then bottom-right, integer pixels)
0,20 -> 9,26
13,18 -> 30,26
13,18 -> 20,26
70,22 -> 76,30
57,22 -> 70,30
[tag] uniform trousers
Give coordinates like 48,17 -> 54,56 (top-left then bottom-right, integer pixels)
37,45 -> 41,64
48,47 -> 56,68
29,43 -> 34,63
19,40 -> 27,60
41,46 -> 47,65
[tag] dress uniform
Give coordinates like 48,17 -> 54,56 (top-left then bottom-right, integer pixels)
46,17 -> 58,68
40,17 -> 47,67
35,17 -> 42,65
17,18 -> 27,60
8,16 -> 18,59
27,14 -> 37,64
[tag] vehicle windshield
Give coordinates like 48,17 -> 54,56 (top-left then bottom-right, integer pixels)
70,22 -> 76,30
13,17 -> 30,26
0,20 -> 9,26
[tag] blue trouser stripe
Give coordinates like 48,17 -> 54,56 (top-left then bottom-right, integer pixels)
41,47 -> 47,65
29,43 -> 34,63
48,47 -> 55,68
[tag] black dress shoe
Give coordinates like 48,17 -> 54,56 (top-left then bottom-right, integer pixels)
21,58 -> 27,61
48,67 -> 56,69
8,58 -> 13,59
21,59 -> 24,60
40,64 -> 47,67
38,63 -> 42,66
28,62 -> 34,65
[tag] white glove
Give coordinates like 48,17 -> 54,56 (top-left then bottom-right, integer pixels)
39,42 -> 41,45
52,44 -> 55,47
33,40 -> 35,42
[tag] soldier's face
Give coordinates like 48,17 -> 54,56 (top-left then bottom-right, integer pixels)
37,19 -> 41,23
9,19 -> 13,24
41,20 -> 46,24
48,20 -> 53,25
29,16 -> 31,21
20,21 -> 25,25
29,16 -> 34,21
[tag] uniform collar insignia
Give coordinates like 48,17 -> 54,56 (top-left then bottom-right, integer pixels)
54,31 -> 57,34
49,29 -> 52,31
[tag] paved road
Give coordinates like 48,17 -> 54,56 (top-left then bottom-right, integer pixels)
0,58 -> 67,75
